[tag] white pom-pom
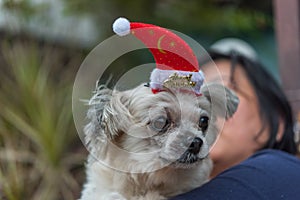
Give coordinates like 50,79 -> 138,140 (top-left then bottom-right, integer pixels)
112,17 -> 130,36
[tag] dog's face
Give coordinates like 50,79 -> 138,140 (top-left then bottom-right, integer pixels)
85,83 -> 238,172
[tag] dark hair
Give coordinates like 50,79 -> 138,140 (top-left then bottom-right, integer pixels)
209,51 -> 297,154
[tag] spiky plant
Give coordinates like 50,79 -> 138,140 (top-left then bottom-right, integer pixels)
0,40 -> 86,200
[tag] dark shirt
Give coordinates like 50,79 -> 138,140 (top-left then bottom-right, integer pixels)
171,149 -> 300,200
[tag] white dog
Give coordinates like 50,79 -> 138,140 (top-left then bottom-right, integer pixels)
80,82 -> 239,200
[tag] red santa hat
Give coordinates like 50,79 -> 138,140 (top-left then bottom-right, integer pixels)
112,17 -> 204,95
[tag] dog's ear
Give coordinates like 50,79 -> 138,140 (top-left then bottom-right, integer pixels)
85,85 -> 113,146
200,83 -> 239,119
87,85 -> 113,125
86,84 -> 134,142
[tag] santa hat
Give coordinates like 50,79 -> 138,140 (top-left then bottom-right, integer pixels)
112,17 -> 204,95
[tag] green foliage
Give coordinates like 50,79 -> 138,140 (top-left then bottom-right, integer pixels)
2,0 -> 50,22
0,40 -> 86,200
62,0 -> 273,37
1,0 -> 274,42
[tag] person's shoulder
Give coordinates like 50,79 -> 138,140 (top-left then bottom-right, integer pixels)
240,149 -> 300,171
225,149 -> 300,182
250,148 -> 298,159
217,149 -> 300,200
171,150 -> 300,200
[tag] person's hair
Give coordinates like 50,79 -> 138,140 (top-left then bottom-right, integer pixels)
209,51 -> 297,154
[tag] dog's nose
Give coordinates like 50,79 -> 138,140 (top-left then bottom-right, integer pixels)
188,137 -> 203,154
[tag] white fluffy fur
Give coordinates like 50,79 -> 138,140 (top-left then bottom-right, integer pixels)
80,83 -> 238,200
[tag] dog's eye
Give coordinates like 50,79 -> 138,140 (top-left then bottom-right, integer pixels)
151,116 -> 169,132
199,116 -> 209,132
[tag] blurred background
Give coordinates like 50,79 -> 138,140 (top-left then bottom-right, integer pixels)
0,0 -> 283,199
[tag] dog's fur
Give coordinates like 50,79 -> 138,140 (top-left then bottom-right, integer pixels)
80,83 -> 239,200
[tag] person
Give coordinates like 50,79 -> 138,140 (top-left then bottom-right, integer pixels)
171,38 -> 300,200
204,38 -> 297,177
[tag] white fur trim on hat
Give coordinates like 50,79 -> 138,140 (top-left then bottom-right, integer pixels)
150,69 -> 204,95
113,17 -> 131,36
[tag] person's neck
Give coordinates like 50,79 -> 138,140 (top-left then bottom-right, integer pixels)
210,164 -> 226,179
209,160 -> 239,179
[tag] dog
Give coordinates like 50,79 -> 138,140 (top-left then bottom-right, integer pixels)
80,81 -> 239,200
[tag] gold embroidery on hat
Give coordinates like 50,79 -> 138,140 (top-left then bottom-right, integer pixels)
163,73 -> 196,89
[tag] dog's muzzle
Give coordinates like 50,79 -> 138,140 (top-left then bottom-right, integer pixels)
177,137 -> 204,164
